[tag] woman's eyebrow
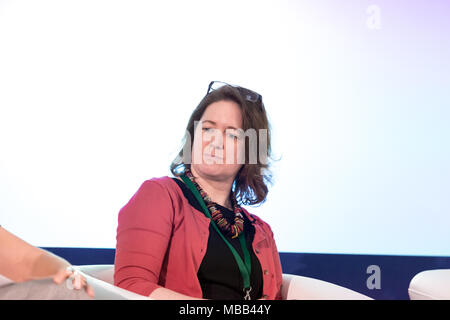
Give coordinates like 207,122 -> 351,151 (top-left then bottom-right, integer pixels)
202,120 -> 238,130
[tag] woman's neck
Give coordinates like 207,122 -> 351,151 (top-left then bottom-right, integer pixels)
187,166 -> 234,210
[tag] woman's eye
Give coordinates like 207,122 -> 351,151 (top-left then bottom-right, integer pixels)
227,133 -> 239,140
202,128 -> 239,139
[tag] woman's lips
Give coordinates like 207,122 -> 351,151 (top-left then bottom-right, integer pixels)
204,154 -> 223,161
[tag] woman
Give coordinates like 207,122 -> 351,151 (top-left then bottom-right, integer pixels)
114,81 -> 282,300
0,226 -> 94,299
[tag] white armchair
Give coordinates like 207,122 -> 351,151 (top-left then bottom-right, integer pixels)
408,269 -> 450,300
75,264 -> 373,300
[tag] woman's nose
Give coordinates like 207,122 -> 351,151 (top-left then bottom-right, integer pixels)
211,139 -> 223,150
208,133 -> 224,149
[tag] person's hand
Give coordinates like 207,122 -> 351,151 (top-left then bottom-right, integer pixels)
52,266 -> 95,298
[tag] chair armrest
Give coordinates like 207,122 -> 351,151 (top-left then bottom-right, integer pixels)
74,267 -> 149,300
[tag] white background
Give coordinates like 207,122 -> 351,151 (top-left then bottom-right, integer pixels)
1,0 -> 449,255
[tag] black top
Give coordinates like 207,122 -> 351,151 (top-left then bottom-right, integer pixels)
171,177 -> 263,300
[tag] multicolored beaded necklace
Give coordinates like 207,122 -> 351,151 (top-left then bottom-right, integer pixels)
183,167 -> 245,239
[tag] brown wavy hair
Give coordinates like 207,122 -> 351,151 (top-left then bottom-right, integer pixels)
170,84 -> 277,206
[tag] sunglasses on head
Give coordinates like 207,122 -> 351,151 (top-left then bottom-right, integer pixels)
207,81 -> 262,104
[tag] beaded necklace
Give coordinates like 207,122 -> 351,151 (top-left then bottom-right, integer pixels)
183,167 -> 245,239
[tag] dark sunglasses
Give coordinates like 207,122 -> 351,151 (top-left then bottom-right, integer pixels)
207,81 -> 262,104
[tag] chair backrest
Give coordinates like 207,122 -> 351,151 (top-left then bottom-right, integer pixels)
281,273 -> 373,300
76,264 -> 373,300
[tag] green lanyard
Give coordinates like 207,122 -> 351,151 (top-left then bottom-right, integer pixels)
180,174 -> 252,299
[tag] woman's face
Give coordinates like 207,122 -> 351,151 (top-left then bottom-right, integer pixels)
191,100 -> 245,181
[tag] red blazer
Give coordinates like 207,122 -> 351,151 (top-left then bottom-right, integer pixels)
114,176 -> 283,299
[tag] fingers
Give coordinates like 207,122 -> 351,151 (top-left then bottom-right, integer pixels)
52,267 -> 73,284
86,284 -> 95,298
72,271 -> 82,289
53,266 -> 95,298
71,273 -> 95,298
